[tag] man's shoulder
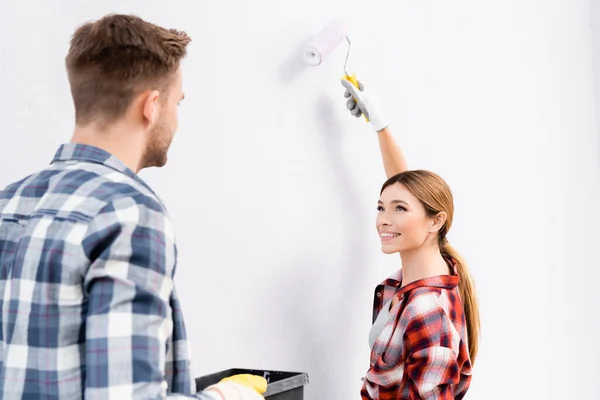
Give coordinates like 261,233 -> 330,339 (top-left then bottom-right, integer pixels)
0,162 -> 166,222
57,162 -> 164,208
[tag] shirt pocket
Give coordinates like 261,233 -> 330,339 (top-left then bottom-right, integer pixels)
367,308 -> 409,388
370,304 -> 407,367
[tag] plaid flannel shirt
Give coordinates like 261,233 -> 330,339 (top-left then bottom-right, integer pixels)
361,257 -> 473,399
0,144 -> 213,399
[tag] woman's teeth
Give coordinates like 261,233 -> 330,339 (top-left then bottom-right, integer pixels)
381,233 -> 400,238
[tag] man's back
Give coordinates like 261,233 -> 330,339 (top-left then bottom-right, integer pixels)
0,143 -> 193,399
0,13 -> 270,400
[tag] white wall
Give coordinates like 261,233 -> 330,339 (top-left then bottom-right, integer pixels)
2,0 -> 600,398
593,0 -> 600,165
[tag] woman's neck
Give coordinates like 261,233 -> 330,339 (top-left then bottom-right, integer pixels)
399,245 -> 450,288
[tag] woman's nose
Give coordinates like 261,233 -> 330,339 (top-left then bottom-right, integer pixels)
377,216 -> 392,226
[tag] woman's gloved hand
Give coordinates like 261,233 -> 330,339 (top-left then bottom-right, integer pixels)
204,374 -> 267,399
341,78 -> 389,133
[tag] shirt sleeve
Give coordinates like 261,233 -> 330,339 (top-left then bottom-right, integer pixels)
81,195 -> 216,399
403,298 -> 461,400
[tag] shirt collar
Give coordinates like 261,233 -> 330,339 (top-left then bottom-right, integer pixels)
50,143 -> 156,195
377,256 -> 460,294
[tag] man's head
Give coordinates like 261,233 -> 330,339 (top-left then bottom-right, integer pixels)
66,14 -> 191,169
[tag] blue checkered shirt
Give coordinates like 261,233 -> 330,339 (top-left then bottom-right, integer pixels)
0,144 -> 211,399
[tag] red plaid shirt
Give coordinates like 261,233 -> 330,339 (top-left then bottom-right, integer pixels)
361,257 -> 472,399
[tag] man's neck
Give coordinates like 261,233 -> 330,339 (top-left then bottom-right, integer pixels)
71,122 -> 145,173
399,245 -> 449,287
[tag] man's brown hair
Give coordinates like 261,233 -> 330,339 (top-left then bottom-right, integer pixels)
65,14 -> 192,126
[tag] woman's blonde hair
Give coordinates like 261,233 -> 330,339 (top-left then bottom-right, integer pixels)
381,170 -> 480,364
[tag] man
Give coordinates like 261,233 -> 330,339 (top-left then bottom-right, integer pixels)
0,14 -> 265,399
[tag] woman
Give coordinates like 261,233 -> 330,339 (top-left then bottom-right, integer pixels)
341,79 -> 480,399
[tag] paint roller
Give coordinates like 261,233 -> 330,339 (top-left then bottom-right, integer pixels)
303,19 -> 369,121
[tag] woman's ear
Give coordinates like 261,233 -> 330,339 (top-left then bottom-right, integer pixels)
430,211 -> 447,234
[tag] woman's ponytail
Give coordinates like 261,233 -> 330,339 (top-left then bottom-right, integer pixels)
441,241 -> 480,365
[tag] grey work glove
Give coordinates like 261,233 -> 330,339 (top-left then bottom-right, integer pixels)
341,79 -> 389,132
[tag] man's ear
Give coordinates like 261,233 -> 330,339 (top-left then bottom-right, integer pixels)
430,211 -> 447,234
141,90 -> 161,126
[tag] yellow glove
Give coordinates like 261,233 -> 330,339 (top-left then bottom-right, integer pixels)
219,374 -> 268,394
205,374 -> 268,399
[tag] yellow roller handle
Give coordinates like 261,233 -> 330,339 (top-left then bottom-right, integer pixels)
343,73 -> 369,122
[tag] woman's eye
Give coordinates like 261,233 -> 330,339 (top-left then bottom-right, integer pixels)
377,206 -> 384,211
396,206 -> 406,211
